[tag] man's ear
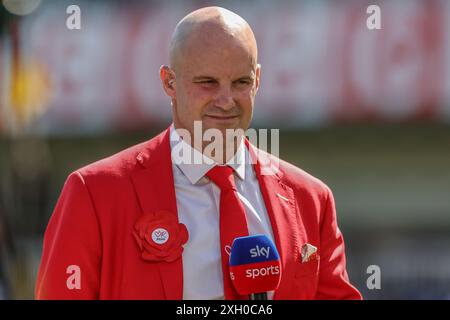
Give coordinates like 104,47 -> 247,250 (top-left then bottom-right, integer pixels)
255,63 -> 261,92
160,65 -> 176,99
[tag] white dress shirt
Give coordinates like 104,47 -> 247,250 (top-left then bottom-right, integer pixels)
169,124 -> 275,300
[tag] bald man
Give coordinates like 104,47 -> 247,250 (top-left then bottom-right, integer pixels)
35,7 -> 362,300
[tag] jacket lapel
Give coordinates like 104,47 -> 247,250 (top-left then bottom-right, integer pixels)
245,140 -> 305,299
131,127 -> 183,300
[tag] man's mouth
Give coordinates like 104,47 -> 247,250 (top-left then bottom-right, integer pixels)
204,115 -> 239,119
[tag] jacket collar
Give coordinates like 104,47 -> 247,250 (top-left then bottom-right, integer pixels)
169,124 -> 246,184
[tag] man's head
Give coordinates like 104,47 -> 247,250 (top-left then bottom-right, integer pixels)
160,7 -> 260,152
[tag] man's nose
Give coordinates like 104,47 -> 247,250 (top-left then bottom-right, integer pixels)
214,86 -> 235,110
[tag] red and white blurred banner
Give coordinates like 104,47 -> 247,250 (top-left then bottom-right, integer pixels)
1,0 -> 450,135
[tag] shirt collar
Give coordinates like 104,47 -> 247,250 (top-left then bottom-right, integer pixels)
169,124 -> 246,185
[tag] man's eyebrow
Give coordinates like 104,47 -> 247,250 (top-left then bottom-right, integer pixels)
192,75 -> 255,81
234,75 -> 255,81
192,76 -> 218,81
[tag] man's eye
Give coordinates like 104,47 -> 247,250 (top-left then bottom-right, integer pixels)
235,80 -> 252,88
195,80 -> 217,87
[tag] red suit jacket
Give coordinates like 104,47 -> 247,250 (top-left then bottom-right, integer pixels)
35,127 -> 362,299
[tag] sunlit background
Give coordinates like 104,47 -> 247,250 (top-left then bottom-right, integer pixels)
1,0 -> 450,299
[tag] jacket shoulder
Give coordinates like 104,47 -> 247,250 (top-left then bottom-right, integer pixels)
75,127 -> 166,176
76,139 -> 148,179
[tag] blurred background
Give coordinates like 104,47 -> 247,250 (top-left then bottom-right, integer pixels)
1,0 -> 450,299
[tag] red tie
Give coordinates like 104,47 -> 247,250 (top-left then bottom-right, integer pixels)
206,165 -> 249,300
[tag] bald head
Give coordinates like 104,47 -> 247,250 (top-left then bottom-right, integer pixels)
169,7 -> 258,73
161,7 -> 261,152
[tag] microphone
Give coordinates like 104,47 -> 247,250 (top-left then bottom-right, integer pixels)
229,234 -> 282,300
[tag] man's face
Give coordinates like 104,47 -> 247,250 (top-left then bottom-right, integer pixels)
168,33 -> 260,140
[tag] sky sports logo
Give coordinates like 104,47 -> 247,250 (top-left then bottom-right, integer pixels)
249,245 -> 270,259
245,245 -> 279,279
229,235 -> 282,296
245,265 -> 280,279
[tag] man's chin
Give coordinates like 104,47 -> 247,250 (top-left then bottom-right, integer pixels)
201,115 -> 241,128
186,119 -> 248,141
203,125 -> 246,139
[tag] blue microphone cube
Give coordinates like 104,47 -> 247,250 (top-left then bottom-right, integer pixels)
229,234 -> 282,295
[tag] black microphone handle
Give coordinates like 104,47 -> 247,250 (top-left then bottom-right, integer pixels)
249,292 -> 268,300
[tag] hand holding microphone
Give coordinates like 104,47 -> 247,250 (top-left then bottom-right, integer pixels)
229,235 -> 282,300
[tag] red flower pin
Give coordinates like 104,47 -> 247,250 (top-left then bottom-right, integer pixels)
133,211 -> 189,263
